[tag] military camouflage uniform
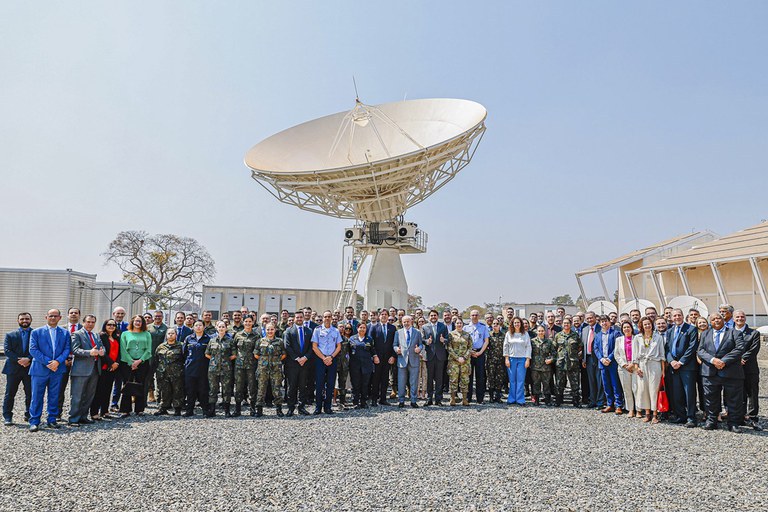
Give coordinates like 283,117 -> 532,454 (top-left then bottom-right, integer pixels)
228,323 -> 245,336
254,337 -> 284,406
205,335 -> 234,405
233,330 -> 259,404
154,340 -> 185,410
485,330 -> 506,396
530,336 -> 555,397
203,323 -> 217,337
447,330 -> 472,395
554,330 -> 582,404
336,335 -> 350,404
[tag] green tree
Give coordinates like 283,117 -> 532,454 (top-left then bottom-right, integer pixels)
461,304 -> 487,318
428,302 -> 453,314
408,293 -> 424,311
551,294 -> 575,306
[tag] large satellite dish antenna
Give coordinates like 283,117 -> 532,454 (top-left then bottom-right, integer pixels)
667,295 -> 709,318
587,300 -> 617,315
245,97 -> 487,311
619,299 -> 657,316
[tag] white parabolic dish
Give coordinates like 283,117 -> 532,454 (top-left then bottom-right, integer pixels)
245,98 -> 487,222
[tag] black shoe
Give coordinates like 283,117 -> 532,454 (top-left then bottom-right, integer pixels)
379,400 -> 390,406
727,425 -> 742,434
702,421 -> 718,430
685,420 -> 697,428
80,418 -> 94,425
29,424 -> 39,432
47,422 -> 60,429
313,408 -> 322,415
24,413 -> 30,421
410,402 -> 419,409
249,407 -> 257,417
154,408 -> 169,416
68,421 -> 81,427
361,402 -> 368,409
255,406 -> 263,418
477,401 -> 484,405
3,419 -> 12,427
746,419 -> 763,431
173,408 -> 182,416
398,402 -> 405,408
435,401 -> 444,406
182,410 -> 194,417
298,406 -> 310,416
224,405 -> 232,418
276,406 -> 284,417
324,408 -> 334,414
233,404 -> 241,417
355,404 -> 365,410
426,400 -> 434,406
286,408 -> 295,417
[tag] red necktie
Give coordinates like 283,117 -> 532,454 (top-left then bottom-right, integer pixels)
88,331 -> 97,361
71,324 -> 76,333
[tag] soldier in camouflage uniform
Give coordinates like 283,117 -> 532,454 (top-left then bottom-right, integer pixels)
232,316 -> 259,417
553,318 -> 582,407
485,320 -> 506,403
153,329 -> 185,416
336,323 -> 353,407
205,321 -> 235,417
254,323 -> 285,417
530,325 -> 555,406
447,318 -> 472,406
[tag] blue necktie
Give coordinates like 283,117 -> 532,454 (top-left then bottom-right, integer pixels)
177,327 -> 182,338
21,329 -> 29,354
714,330 -> 721,351
299,328 -> 305,352
673,326 -> 681,358
407,329 -> 411,346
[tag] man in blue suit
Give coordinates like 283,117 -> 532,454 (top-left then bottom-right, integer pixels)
665,308 -> 699,427
3,312 -> 33,426
594,315 -> 623,413
28,309 -> 71,431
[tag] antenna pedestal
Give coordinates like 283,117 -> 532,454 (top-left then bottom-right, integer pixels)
365,248 -> 408,311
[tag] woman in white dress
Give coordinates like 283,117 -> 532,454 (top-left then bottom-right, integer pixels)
614,321 -> 638,417
632,317 -> 666,423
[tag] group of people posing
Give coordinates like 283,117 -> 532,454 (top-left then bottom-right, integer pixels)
2,302 -> 761,433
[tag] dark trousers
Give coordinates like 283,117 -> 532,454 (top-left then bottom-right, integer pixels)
145,358 -> 157,396
426,357 -> 445,402
442,359 -> 450,393
285,362 -> 311,408
580,365 -> 590,404
119,363 -> 149,413
468,353 -> 486,403
585,354 -> 604,407
350,365 -> 372,405
524,366 -> 532,396
3,373 -> 31,421
371,360 -> 390,402
314,358 -> 337,411
185,374 -> 209,412
57,365 -> 71,415
304,355 -> 316,405
111,372 -> 123,407
91,370 -> 116,417
702,375 -> 744,427
670,369 -> 697,421
744,372 -> 760,421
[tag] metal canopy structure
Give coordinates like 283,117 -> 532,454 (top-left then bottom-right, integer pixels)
575,231 -> 715,310
245,98 -> 487,310
626,221 -> 768,316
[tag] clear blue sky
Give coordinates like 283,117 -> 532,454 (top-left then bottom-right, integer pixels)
1,1 -> 766,309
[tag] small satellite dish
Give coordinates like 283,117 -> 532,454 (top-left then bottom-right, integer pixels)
587,301 -> 617,315
667,295 -> 709,318
619,299 -> 657,316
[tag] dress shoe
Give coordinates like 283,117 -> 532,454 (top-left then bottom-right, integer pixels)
573,403 -> 582,409
154,408 -> 169,416
3,419 -> 12,427
746,419 -> 763,431
398,402 -> 405,408
182,410 -> 194,417
24,413 -> 30,421
435,401 -> 444,406
685,420 -> 697,428
80,418 -> 94,425
673,418 -> 687,425
426,400 -> 433,406
67,421 -> 81,427
323,408 -> 334,415
298,406 -> 310,416
255,406 -> 263,418
313,408 -> 322,415
410,402 -> 419,409
286,408 -> 295,417
29,424 -> 39,432
702,421 -> 718,430
173,408 -> 182,416
355,404 -> 365,410
726,425 -> 742,434
276,406 -> 284,417
379,400 -> 389,406
118,413 -> 131,419
46,422 -> 60,429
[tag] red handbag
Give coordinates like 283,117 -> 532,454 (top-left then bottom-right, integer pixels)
657,383 -> 669,413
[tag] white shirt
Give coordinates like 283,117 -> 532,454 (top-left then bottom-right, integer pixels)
503,332 -> 531,358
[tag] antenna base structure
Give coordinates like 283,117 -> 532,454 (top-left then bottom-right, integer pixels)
245,98 -> 487,312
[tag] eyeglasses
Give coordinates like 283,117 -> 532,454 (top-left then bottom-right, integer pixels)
106,323 -> 117,327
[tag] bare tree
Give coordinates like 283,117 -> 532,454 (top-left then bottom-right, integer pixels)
103,231 -> 216,308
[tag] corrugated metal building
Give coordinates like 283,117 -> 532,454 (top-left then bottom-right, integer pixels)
0,268 -> 96,337
201,285 -> 346,320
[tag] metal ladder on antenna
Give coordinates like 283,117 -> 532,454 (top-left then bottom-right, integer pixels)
335,247 -> 367,310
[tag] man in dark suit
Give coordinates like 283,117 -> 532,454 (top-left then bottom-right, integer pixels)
28,309 -> 71,431
283,311 -> 314,416
68,315 -> 105,426
665,308 -> 700,427
3,312 -> 33,426
580,312 -> 603,409
301,307 -> 319,403
734,310 -> 762,430
421,309 -> 449,406
697,313 -> 747,432
172,311 -> 194,344
370,309 -> 396,405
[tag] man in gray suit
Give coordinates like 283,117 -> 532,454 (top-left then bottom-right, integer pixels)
394,315 -> 422,408
68,315 -> 104,426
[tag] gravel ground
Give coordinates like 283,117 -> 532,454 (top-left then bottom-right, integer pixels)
1,365 -> 767,511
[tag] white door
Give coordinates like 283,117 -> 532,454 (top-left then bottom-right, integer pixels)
202,292 -> 222,319
226,292 -> 243,313
244,294 -> 260,316
265,294 -> 281,314
282,295 -> 296,313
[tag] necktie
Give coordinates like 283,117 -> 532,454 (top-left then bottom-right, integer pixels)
71,324 -> 76,333
51,328 -> 56,355
21,330 -> 29,354
714,331 -> 721,351
673,326 -> 681,358
588,327 -> 594,355
88,331 -> 98,362
407,329 -> 411,346
299,328 -> 305,352
178,327 -> 183,339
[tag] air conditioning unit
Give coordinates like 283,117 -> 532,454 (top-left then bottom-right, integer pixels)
344,227 -> 364,241
397,222 -> 418,238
